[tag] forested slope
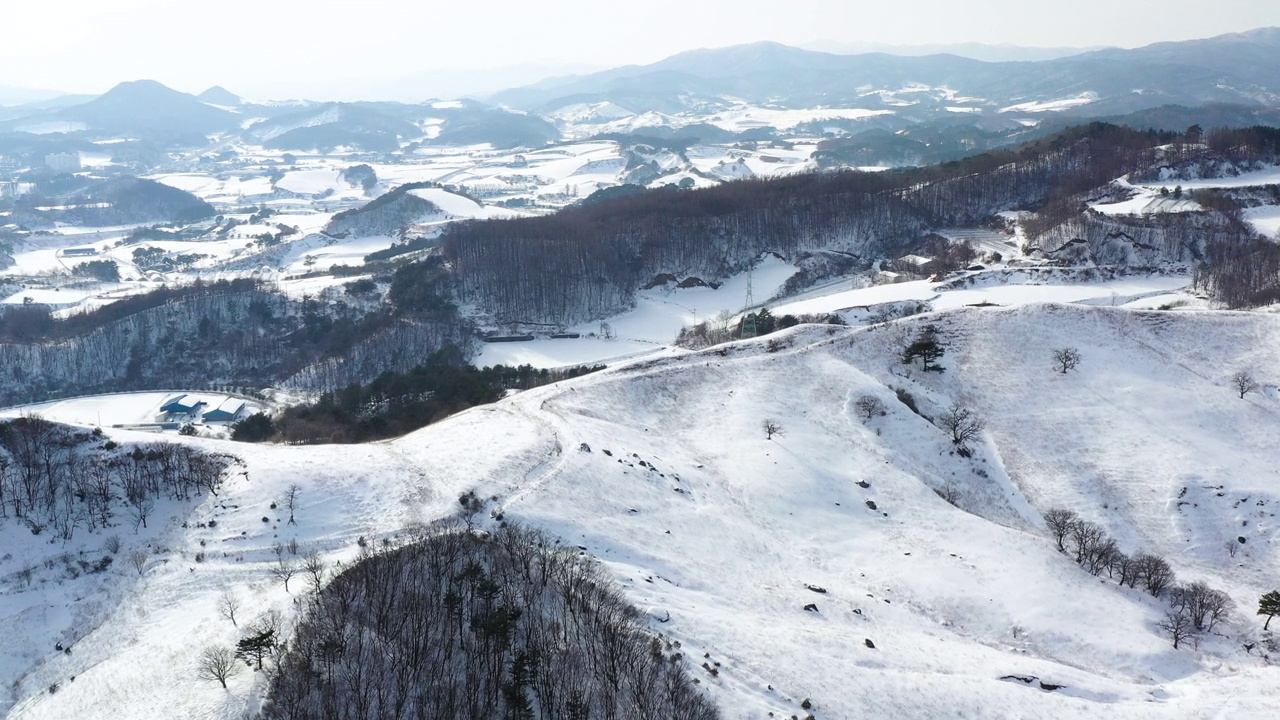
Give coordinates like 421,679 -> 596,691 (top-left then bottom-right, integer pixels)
444,125 -> 1183,325
0,279 -> 472,406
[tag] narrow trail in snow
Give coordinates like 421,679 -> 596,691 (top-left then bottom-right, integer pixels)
496,396 -> 573,512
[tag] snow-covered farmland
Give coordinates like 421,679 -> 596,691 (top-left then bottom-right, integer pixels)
1090,192 -> 1202,216
999,93 -> 1097,113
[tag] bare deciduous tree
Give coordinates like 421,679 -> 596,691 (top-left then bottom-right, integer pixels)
272,558 -> 299,593
1111,552 -> 1138,587
130,493 -> 155,531
1052,347 -> 1082,374
1135,553 -> 1175,597
197,645 -> 239,689
1232,370 -> 1258,399
129,550 -> 149,575
218,589 -> 241,628
1042,508 -> 1078,551
302,551 -> 326,593
1086,536 -> 1120,576
854,395 -> 887,421
285,484 -> 301,525
1068,520 -> 1109,569
1176,581 -> 1233,631
935,481 -> 960,506
1158,610 -> 1193,649
939,403 -> 984,447
1206,591 -> 1234,632
762,418 -> 783,440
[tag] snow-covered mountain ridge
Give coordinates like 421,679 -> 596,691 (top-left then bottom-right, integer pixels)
5,302 -> 1280,718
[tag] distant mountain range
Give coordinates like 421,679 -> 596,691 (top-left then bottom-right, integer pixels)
492,28 -> 1280,118
0,80 -> 240,141
0,29 -> 1278,162
800,40 -> 1105,63
197,86 -> 242,107
59,80 -> 240,135
0,85 -> 67,107
0,81 -> 560,153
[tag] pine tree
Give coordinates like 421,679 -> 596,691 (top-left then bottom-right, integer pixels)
755,306 -> 776,335
236,627 -> 276,670
901,326 -> 945,372
1259,590 -> 1280,630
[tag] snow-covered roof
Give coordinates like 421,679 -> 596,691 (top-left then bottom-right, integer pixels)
897,254 -> 935,266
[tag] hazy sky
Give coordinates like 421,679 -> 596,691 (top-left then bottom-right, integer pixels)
3,0 -> 1278,100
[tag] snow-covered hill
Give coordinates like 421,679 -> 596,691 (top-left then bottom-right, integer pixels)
5,303 -> 1280,719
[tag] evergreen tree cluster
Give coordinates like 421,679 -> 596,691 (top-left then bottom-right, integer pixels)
253,352 -> 605,444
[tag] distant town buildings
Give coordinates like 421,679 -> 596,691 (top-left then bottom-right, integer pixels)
45,152 -> 81,174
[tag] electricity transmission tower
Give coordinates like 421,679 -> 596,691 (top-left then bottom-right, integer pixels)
740,265 -> 756,339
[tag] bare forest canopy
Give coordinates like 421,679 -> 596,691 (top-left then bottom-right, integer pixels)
0,273 -> 471,407
442,123 -> 1280,326
0,416 -> 238,540
262,521 -> 721,720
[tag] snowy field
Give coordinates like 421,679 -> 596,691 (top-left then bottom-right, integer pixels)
473,255 -> 799,367
4,303 -> 1280,718
1245,206 -> 1280,239
478,265 -> 1198,370
1090,192 -> 1202,216
155,135 -> 826,218
1140,166 -> 1280,190
0,391 -> 263,429
999,93 -> 1097,113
